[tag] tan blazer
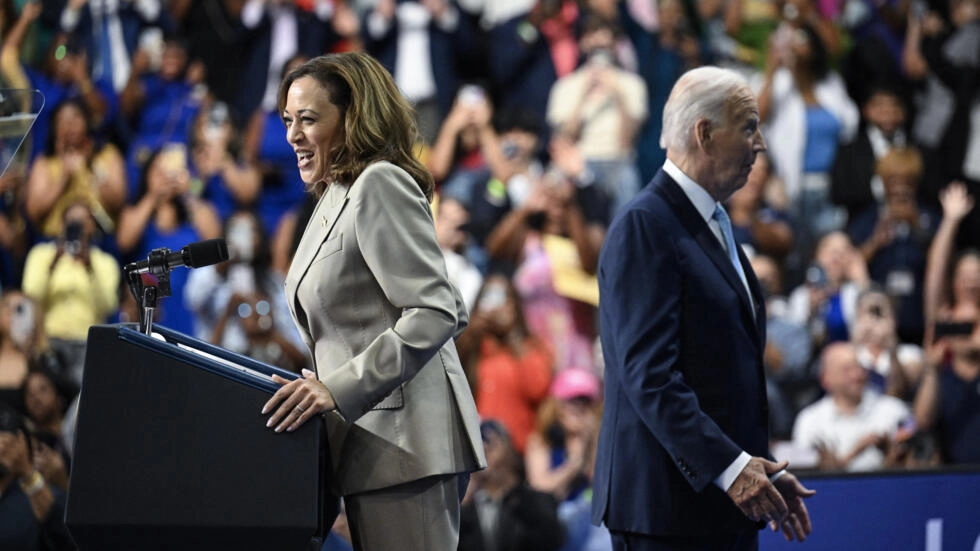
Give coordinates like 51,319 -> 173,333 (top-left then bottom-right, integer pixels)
284,161 -> 486,496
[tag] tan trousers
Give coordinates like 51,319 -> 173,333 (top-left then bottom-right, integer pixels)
344,474 -> 463,551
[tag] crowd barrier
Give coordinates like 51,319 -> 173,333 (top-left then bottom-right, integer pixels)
760,467 -> 980,550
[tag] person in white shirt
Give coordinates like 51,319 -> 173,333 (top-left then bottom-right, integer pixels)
546,15 -> 647,221
793,342 -> 911,471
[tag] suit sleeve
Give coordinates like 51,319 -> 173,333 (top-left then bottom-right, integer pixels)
599,209 -> 743,492
320,164 -> 460,422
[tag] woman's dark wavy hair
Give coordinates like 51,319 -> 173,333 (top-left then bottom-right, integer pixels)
799,23 -> 830,81
277,52 -> 433,200
19,362 -> 78,418
44,97 -> 95,156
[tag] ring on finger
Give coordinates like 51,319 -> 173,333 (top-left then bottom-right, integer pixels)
295,404 -> 305,413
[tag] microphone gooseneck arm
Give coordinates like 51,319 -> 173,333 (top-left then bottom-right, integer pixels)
124,239 -> 229,335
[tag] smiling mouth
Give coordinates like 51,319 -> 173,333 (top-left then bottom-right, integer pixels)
296,150 -> 313,169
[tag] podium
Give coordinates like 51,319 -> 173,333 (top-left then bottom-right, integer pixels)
66,324 -> 335,551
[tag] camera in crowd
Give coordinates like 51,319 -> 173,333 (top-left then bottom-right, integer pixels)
64,220 -> 84,256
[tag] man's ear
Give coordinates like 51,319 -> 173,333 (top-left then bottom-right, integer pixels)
694,118 -> 712,151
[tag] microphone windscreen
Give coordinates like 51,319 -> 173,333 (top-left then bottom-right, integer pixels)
184,238 -> 229,268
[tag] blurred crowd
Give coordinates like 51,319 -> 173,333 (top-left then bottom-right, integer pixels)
0,0 -> 978,549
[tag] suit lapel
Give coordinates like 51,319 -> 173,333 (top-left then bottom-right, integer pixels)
736,241 -> 768,344
286,183 -> 351,313
654,172 -> 758,327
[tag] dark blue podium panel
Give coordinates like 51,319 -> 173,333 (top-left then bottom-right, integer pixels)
760,469 -> 980,551
67,325 -> 333,551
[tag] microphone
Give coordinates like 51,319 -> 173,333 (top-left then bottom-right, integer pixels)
125,238 -> 229,275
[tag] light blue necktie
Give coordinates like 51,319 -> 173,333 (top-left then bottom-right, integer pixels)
712,204 -> 750,293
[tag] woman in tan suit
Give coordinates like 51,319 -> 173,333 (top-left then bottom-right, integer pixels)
260,53 -> 486,550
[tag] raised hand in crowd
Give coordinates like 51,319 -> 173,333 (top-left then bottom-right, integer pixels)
427,87 -> 492,182
0,424 -> 54,522
924,182 -> 977,342
33,438 -> 69,491
940,181 -> 976,224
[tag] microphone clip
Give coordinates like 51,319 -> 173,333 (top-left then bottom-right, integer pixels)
125,247 -> 175,335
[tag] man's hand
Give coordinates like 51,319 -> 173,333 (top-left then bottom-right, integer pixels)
727,457 -> 789,523
769,471 -> 815,542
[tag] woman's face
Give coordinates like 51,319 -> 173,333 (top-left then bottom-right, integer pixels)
24,373 -> 60,424
54,105 -> 87,149
147,152 -> 190,200
557,397 -> 594,435
283,75 -> 345,186
953,255 -> 980,307
159,43 -> 187,81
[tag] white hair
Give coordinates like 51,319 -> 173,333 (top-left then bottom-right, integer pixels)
660,66 -> 751,153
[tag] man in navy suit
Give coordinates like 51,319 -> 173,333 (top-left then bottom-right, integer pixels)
591,66 -> 815,550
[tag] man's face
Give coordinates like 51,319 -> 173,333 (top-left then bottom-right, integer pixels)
822,347 -> 867,402
703,89 -> 766,200
882,175 -> 917,222
863,93 -> 905,137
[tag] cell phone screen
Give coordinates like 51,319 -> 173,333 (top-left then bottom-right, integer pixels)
933,321 -> 976,341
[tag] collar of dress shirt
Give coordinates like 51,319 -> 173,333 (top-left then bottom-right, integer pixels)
663,159 -> 718,224
867,125 -> 907,159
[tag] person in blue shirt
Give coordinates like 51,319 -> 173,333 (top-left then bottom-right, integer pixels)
120,33 -> 204,200
116,147 -> 221,335
242,54 -> 310,238
0,3 -> 116,163
848,147 -> 938,344
188,102 -> 261,223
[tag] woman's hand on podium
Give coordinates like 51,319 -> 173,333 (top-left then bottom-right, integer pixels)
262,369 -> 337,433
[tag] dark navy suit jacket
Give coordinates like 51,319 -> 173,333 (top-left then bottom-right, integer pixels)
234,8 -> 336,126
591,169 -> 771,537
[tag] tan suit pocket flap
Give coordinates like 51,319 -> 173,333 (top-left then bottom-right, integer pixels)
371,386 -> 404,410
311,234 -> 343,264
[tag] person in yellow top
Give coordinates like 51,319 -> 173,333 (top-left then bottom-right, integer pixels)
24,98 -> 126,240
22,200 -> 119,384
